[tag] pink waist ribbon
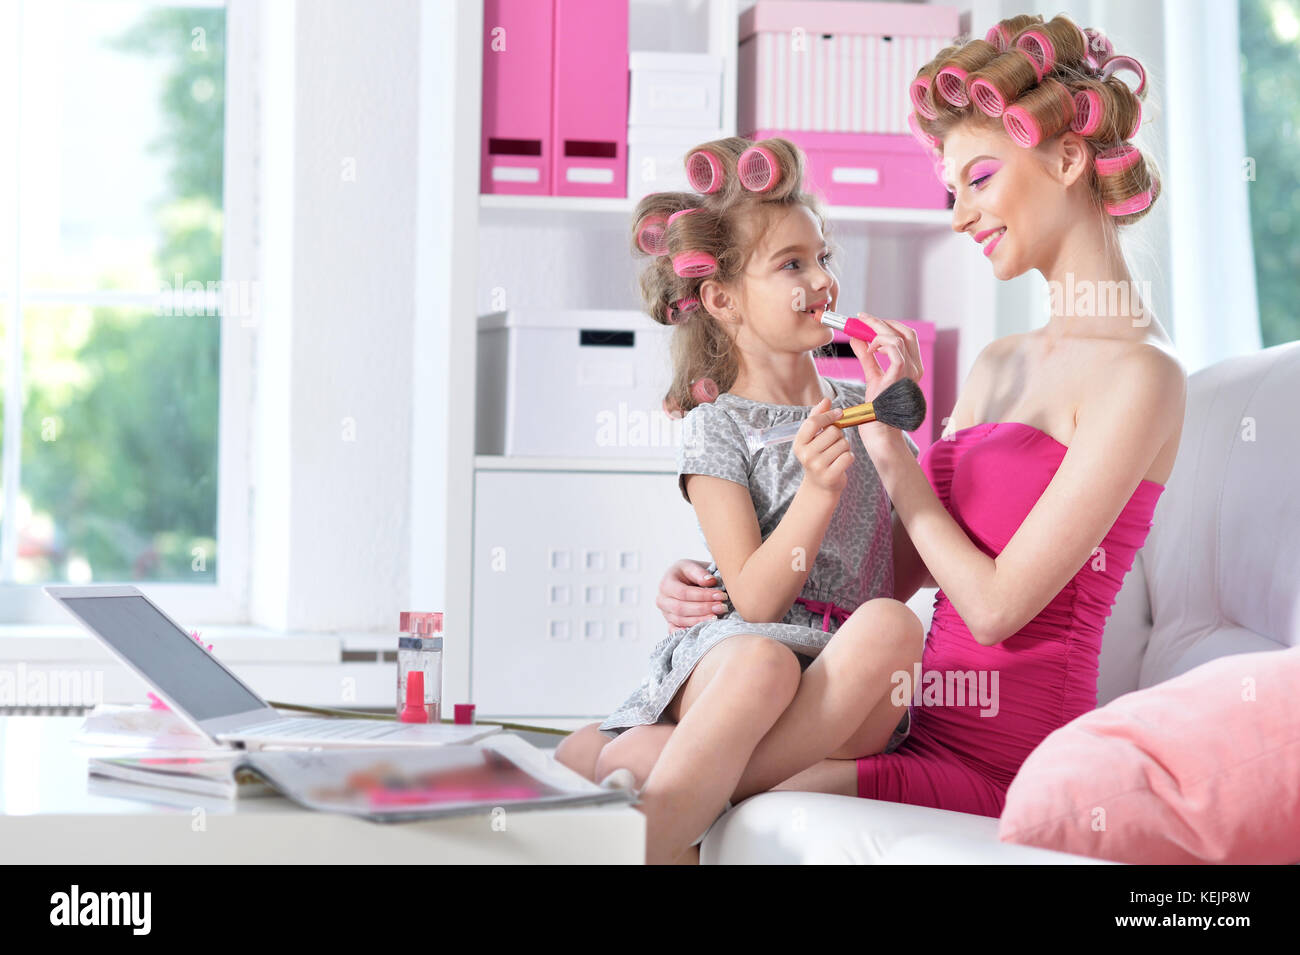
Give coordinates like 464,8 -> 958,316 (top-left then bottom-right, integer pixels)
794,597 -> 854,632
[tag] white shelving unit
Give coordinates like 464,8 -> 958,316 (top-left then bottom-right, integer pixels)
439,0 -> 1007,720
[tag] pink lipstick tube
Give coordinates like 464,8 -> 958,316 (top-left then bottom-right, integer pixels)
819,309 -> 878,343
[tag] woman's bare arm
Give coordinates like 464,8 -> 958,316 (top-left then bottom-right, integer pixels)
871,348 -> 1185,645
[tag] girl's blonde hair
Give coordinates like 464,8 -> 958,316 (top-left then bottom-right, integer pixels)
631,136 -> 829,415
911,13 -> 1160,229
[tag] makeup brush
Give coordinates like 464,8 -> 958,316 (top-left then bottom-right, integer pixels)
742,378 -> 927,454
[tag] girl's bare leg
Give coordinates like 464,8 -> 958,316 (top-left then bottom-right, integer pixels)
553,721 -> 613,782
728,598 -> 924,802
594,633 -> 802,865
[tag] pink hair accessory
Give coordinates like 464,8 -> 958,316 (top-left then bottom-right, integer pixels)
636,214 -> 668,255
985,23 -> 1012,52
1016,30 -> 1056,76
686,149 -> 723,194
1071,88 -> 1103,135
1013,42 -> 1047,82
907,112 -> 940,152
1105,189 -> 1152,216
1099,55 -> 1146,97
691,378 -> 719,404
668,296 -> 700,322
672,250 -> 717,278
970,76 -> 1006,117
935,65 -> 970,106
1002,104 -> 1043,148
1084,28 -> 1114,70
909,76 -> 938,120
666,207 -> 698,229
737,145 -> 779,192
1094,143 -> 1141,176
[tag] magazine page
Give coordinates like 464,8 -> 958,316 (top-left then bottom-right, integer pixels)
241,741 -> 636,822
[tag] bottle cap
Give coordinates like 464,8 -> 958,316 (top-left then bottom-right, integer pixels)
454,703 -> 476,725
400,671 -> 428,723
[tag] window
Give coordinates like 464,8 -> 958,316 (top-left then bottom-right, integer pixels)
1,1 -> 247,620
1240,0 -> 1300,347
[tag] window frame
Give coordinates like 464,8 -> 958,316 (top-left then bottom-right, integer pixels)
0,0 -> 254,624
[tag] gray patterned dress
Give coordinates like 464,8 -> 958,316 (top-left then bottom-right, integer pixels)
599,377 -> 919,750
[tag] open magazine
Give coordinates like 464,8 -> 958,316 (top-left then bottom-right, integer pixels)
91,734 -> 637,820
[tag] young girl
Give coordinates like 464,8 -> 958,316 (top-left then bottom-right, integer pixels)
554,137 -> 927,864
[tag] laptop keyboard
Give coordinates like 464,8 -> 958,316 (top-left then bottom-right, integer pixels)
237,717 -> 406,740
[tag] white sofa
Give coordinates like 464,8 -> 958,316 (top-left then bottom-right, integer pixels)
702,340 -> 1300,864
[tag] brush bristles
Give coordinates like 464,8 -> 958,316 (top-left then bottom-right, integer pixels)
859,379 -> 927,432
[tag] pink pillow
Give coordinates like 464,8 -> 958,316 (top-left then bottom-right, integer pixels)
998,646 -> 1300,864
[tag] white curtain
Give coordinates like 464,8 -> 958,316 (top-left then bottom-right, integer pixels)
1163,0 -> 1262,371
982,0 -> 1262,370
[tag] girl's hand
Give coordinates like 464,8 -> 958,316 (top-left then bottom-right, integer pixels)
849,315 -> 925,450
793,397 -> 854,496
656,558 -> 729,631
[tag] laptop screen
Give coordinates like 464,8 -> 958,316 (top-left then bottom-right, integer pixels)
63,595 -> 266,721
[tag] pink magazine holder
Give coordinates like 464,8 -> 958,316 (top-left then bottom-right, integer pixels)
481,0 -> 554,195
551,0 -> 628,197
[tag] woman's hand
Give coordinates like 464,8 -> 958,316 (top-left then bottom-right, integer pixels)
849,314 -> 925,451
793,397 -> 854,496
656,558 -> 729,631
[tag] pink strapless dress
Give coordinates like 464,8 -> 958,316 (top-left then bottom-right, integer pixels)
855,421 -> 1166,817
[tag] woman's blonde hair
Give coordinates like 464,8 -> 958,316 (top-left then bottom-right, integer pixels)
911,13 -> 1160,228
631,136 -> 829,415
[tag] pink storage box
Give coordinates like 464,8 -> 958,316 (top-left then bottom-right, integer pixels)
747,128 -> 949,209
480,0 -> 628,198
739,1 -> 960,135
814,319 -> 938,455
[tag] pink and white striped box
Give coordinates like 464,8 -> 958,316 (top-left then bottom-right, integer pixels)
739,1 -> 960,136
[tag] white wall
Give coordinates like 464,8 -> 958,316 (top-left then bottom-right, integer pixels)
252,0 -> 421,632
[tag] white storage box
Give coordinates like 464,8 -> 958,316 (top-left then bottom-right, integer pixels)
472,468 -> 707,716
627,125 -> 725,199
628,51 -> 724,128
476,309 -> 678,459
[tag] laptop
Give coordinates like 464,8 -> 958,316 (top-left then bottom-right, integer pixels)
45,584 -> 498,749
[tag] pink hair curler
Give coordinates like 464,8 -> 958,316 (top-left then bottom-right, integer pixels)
672,250 -> 717,278
909,76 -> 938,120
907,111 -> 940,152
970,77 -> 1006,117
737,145 -> 779,192
1002,104 -> 1042,147
691,378 -> 719,404
1099,55 -> 1146,97
1105,188 -> 1152,216
1016,30 -> 1056,76
985,23 -> 1012,52
934,65 -> 970,106
1084,28 -> 1114,69
668,296 -> 700,322
636,214 -> 668,255
1094,143 -> 1141,176
666,207 -> 697,229
686,149 -> 724,194
1071,88 -> 1103,135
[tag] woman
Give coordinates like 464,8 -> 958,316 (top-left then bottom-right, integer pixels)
555,12 -> 1187,862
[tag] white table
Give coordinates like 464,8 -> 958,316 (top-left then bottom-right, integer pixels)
0,716 -> 645,864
